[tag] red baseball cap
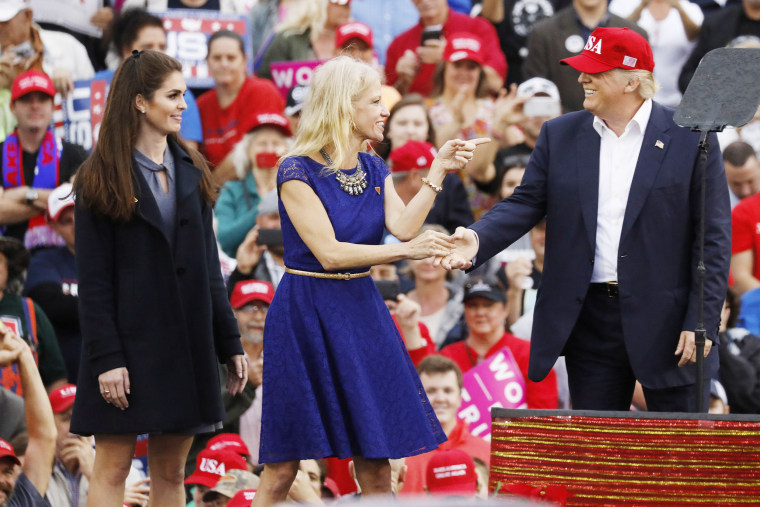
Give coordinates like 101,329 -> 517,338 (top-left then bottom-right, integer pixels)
230,280 -> 275,309
185,449 -> 247,489
227,489 -> 257,507
426,449 -> 477,497
388,140 -> 437,173
0,438 -> 20,466
49,383 -> 77,414
335,22 -> 373,49
443,33 -> 484,66
560,27 -> 654,73
248,112 -> 292,137
11,70 -> 56,102
206,433 -> 251,460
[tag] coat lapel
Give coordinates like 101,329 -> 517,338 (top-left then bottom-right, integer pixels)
620,102 -> 672,243
576,119 -> 601,251
133,158 -> 166,238
171,141 -> 202,205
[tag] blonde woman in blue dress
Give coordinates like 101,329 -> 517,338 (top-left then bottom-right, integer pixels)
253,56 -> 490,504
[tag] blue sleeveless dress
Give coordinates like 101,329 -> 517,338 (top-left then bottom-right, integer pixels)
259,153 -> 446,462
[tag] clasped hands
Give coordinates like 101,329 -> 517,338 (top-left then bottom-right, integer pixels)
432,226 -> 480,271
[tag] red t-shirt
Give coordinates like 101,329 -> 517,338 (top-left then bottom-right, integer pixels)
439,332 -> 558,409
385,9 -> 507,97
732,192 -> 760,280
197,76 -> 285,167
399,419 -> 490,496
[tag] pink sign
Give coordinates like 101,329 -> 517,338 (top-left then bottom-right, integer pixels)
458,347 -> 527,441
269,60 -> 323,99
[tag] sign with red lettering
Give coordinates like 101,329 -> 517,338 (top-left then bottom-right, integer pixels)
458,348 -> 527,441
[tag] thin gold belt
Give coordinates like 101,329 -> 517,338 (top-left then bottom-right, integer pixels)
284,267 -> 371,280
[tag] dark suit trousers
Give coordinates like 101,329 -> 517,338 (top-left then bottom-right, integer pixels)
563,286 -> 709,412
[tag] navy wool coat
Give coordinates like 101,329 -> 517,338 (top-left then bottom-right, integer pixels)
71,140 -> 243,434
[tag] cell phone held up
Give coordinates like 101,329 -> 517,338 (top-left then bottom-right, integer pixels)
374,280 -> 401,302
256,228 -> 283,247
421,25 -> 443,45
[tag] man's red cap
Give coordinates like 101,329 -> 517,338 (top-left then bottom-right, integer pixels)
443,33 -> 485,66
388,140 -> 437,173
206,433 -> 251,459
0,438 -> 20,466
49,383 -> 77,414
185,449 -> 247,489
227,489 -> 257,507
230,280 -> 274,309
560,27 -> 654,74
11,70 -> 56,102
248,112 -> 292,137
336,21 -> 373,49
426,449 -> 477,497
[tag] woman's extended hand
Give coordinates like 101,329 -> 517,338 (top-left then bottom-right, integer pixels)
405,229 -> 455,260
99,367 -> 131,410
226,354 -> 248,396
434,138 -> 492,173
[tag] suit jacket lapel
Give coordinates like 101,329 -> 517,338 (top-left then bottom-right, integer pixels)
620,102 -> 672,243
577,119 -> 601,252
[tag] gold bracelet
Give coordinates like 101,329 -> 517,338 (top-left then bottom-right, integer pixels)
421,177 -> 442,194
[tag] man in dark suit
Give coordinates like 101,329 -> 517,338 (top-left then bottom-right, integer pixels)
440,27 -> 731,412
522,0 -> 647,112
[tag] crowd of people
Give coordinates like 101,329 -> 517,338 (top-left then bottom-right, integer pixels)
0,0 -> 759,505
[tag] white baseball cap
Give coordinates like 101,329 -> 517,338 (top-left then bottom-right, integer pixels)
47,183 -> 75,222
0,0 -> 30,22
517,77 -> 560,101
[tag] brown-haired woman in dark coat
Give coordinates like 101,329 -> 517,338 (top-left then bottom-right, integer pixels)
70,50 -> 247,507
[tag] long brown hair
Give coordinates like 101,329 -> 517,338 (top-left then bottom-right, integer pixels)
74,50 -> 215,221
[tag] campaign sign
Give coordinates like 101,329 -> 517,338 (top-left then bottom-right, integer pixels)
54,78 -> 110,152
159,9 -> 251,89
269,60 -> 323,99
458,347 -> 527,441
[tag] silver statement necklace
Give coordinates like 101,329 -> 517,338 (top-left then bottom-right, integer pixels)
320,148 -> 368,196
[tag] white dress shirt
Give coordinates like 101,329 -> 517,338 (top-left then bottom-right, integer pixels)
591,99 -> 653,283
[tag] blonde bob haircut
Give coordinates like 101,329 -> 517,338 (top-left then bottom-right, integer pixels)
613,68 -> 660,100
284,56 -> 381,174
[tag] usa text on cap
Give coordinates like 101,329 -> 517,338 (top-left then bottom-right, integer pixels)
560,27 -> 654,74
184,449 -> 247,489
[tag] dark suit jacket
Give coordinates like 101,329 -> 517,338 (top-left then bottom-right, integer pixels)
71,139 -> 243,434
678,5 -> 748,93
523,7 -> 647,112
470,102 -> 731,389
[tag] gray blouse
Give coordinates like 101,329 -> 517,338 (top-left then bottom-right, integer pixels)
134,147 -> 176,247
